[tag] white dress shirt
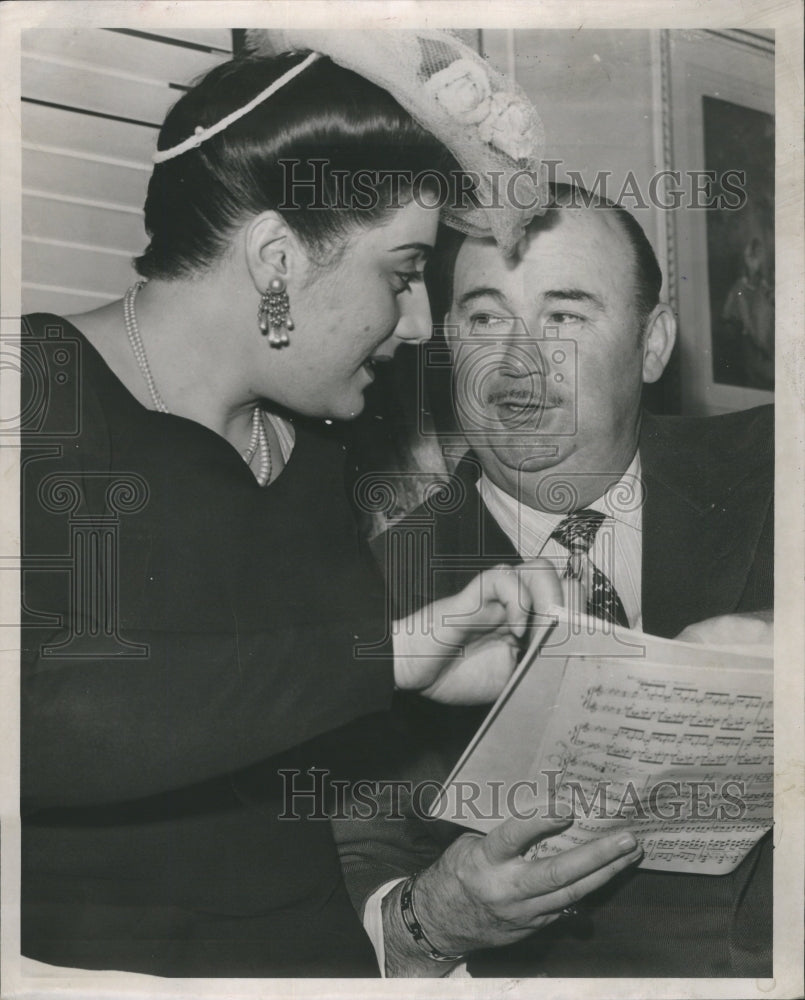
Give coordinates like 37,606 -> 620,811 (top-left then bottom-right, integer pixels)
478,451 -> 644,629
363,877 -> 470,978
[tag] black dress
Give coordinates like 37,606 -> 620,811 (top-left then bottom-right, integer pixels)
20,314 -> 395,976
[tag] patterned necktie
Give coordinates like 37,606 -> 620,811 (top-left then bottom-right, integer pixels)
550,509 -> 629,627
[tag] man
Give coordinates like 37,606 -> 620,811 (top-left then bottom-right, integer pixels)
335,184 -> 773,977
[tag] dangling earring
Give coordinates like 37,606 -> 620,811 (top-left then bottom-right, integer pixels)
258,277 -> 294,347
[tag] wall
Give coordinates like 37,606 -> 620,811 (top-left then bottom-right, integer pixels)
21,28 -> 232,317
482,30 -> 661,258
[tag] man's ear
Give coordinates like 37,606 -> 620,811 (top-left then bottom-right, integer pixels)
641,304 -> 677,383
243,211 -> 298,293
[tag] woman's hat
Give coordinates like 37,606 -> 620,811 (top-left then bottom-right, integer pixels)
155,29 -> 547,256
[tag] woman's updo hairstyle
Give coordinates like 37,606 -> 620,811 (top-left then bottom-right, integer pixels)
135,53 -> 450,280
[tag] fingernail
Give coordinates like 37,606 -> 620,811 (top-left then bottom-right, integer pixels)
616,832 -> 637,851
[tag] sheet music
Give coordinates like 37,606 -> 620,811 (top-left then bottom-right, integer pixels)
526,652 -> 772,874
434,613 -> 772,875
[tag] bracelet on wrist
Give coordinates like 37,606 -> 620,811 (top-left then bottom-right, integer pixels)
399,873 -> 466,964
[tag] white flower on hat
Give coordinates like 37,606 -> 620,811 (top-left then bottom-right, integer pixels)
478,93 -> 538,161
423,58 -> 492,125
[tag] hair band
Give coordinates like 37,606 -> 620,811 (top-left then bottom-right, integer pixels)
153,51 -> 322,164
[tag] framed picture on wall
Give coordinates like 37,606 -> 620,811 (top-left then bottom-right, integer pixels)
665,30 -> 774,415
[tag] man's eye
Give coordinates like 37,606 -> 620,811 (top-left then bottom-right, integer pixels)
394,271 -> 424,293
470,313 -> 509,329
545,312 -> 583,326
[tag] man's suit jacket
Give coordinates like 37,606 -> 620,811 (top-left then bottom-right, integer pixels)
336,405 -> 773,977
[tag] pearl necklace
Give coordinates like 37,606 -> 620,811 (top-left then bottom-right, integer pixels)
123,281 -> 272,486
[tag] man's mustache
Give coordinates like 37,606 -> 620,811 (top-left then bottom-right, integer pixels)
485,384 -> 563,407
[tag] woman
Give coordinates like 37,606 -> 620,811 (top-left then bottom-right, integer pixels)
21,32 -> 640,978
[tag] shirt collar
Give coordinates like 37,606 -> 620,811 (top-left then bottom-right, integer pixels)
478,450 -> 643,544
587,451 -> 643,530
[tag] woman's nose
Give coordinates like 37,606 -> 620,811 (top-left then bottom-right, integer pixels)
393,281 -> 433,344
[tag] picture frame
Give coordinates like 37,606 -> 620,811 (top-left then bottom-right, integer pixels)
663,29 -> 775,415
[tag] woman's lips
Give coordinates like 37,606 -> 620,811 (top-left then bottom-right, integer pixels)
361,354 -> 394,381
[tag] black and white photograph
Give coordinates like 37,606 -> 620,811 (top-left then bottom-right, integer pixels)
0,2 -> 802,998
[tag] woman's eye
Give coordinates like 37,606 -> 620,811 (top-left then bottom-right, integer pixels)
394,271 -> 424,293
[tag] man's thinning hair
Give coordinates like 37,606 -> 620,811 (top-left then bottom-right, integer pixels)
549,182 -> 662,333
428,181 -> 663,335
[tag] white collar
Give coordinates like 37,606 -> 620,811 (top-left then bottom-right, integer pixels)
478,450 -> 643,538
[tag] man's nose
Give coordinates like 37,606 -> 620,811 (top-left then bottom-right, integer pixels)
498,336 -> 548,378
393,282 -> 433,344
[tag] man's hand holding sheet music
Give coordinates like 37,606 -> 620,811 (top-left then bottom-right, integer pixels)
380,813 -> 642,976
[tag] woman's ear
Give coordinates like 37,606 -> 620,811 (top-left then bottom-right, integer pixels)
244,211 -> 296,292
641,304 -> 677,384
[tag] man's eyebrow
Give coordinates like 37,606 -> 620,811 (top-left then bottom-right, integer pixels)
544,288 -> 605,310
455,286 -> 508,308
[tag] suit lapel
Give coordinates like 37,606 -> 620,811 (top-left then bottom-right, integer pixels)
641,461 -> 713,637
428,453 -> 521,602
640,411 -> 772,637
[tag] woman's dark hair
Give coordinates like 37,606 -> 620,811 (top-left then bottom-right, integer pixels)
135,53 -> 451,280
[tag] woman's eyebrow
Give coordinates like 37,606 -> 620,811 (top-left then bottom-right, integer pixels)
386,242 -> 433,255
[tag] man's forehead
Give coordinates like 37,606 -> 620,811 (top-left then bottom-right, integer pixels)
453,235 -> 511,277
451,207 -> 634,302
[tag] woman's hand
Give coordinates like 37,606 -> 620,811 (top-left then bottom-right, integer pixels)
382,814 -> 643,976
392,559 -> 562,705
